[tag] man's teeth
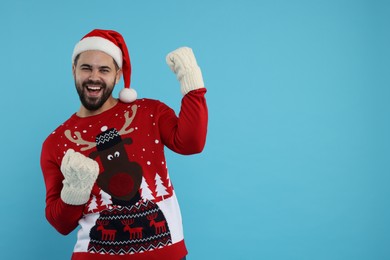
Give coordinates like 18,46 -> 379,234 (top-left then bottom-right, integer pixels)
87,86 -> 101,90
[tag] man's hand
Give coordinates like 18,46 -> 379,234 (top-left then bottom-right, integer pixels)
60,149 -> 99,205
166,47 -> 204,95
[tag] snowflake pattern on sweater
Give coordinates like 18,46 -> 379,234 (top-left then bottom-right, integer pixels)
41,89 -> 207,259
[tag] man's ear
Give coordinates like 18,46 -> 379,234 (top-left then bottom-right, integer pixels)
72,64 -> 76,78
116,69 -> 122,85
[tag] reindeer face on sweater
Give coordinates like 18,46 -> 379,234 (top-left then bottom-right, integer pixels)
90,129 -> 143,201
64,104 -> 142,202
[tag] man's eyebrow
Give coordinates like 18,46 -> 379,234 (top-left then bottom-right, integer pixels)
99,66 -> 112,70
80,64 -> 92,68
79,64 -> 112,70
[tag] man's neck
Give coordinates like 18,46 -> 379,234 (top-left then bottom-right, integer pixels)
76,97 -> 118,118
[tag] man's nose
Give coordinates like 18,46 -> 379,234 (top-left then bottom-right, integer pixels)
89,69 -> 100,80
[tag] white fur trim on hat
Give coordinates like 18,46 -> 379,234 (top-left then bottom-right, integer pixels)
72,36 -> 123,68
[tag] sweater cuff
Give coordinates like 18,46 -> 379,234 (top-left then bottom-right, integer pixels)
61,186 -> 90,205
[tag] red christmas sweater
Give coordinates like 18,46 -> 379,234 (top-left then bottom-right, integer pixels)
41,89 -> 207,260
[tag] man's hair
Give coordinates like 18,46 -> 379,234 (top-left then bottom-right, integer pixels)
73,53 -> 120,71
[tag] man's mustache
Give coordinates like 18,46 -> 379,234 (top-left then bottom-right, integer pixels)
82,80 -> 106,87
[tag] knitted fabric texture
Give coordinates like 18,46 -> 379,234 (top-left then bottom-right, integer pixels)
60,149 -> 99,205
166,47 -> 204,95
41,90 -> 208,259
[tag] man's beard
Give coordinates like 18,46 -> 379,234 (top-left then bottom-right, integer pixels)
75,79 -> 115,111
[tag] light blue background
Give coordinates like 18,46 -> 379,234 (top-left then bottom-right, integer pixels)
0,0 -> 389,259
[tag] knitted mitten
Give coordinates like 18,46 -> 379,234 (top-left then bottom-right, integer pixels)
60,149 -> 99,205
166,47 -> 204,95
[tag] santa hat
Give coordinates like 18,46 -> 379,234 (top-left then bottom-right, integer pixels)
72,29 -> 137,103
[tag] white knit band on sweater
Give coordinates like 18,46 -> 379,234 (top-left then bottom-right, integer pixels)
72,36 -> 123,68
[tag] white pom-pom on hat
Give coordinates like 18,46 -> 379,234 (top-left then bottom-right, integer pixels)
119,88 -> 137,103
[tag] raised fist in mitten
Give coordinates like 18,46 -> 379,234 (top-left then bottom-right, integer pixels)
166,47 -> 204,95
60,149 -> 99,205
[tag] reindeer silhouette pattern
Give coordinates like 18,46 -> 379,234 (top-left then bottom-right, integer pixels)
96,220 -> 117,241
121,218 -> 143,239
87,199 -> 171,254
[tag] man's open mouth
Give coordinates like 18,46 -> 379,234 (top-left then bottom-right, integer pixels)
86,85 -> 102,92
85,85 -> 104,98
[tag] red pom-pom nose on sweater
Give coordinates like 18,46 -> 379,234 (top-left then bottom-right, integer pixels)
108,173 -> 135,197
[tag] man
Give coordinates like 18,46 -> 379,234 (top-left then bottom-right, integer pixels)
41,29 -> 207,260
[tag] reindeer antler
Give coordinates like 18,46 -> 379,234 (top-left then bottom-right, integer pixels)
121,219 -> 135,226
96,220 -> 110,226
118,105 -> 138,136
64,130 -> 96,151
147,212 -> 158,221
